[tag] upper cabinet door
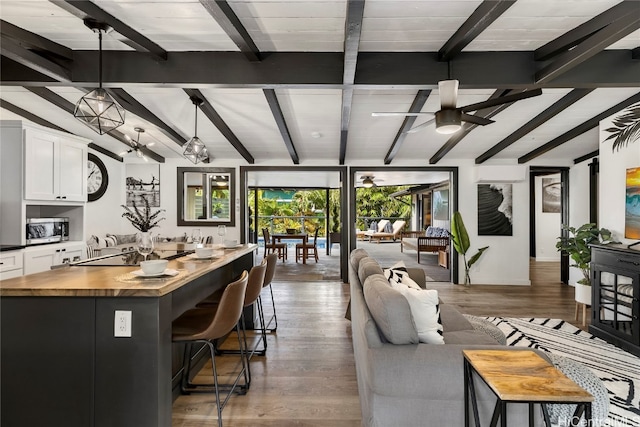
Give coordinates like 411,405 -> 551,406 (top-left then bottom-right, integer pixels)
24,128 -> 57,201
58,138 -> 86,202
23,129 -> 87,202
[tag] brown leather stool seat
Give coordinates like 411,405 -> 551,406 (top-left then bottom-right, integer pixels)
259,253 -> 279,332
172,271 -> 249,427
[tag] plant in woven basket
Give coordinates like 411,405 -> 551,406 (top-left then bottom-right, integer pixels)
121,194 -> 165,232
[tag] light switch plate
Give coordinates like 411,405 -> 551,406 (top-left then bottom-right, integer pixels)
114,310 -> 132,337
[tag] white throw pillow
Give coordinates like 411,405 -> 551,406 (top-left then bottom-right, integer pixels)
384,261 -> 421,289
390,282 -> 444,344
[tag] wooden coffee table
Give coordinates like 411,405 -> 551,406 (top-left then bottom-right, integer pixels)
463,349 -> 593,427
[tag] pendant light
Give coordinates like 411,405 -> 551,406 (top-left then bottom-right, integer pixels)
183,96 -> 209,164
119,127 -> 152,160
74,19 -> 125,135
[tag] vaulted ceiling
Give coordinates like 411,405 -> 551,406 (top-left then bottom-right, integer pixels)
1,0 -> 639,167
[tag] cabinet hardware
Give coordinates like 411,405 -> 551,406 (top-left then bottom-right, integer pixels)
618,258 -> 639,266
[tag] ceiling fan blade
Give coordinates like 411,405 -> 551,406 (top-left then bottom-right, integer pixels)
405,118 -> 436,133
371,112 -> 434,117
460,88 -> 543,112
439,79 -> 459,109
460,114 -> 495,126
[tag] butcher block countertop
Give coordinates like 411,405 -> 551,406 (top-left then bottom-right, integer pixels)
0,244 -> 257,298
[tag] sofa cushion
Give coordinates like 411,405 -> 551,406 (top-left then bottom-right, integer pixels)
363,274 -> 418,345
358,257 -> 384,285
107,233 -> 137,245
442,330 -> 499,345
349,248 -> 370,272
384,261 -> 421,289
390,282 -> 444,344
439,305 -> 475,332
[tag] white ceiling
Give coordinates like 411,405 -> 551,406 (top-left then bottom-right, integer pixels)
1,0 -> 639,183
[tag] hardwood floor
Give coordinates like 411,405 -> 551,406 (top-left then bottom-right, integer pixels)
172,260 -> 583,426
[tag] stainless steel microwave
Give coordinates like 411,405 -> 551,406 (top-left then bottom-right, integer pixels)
25,217 -> 69,245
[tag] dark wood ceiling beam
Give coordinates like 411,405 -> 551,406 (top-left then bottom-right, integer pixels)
438,0 -> 515,61
535,11 -> 640,84
107,88 -> 188,146
430,89 -> 525,164
475,88 -> 594,164
535,1 -> 638,61
3,50 -> 639,88
0,36 -> 71,82
263,89 -> 299,164
0,20 -> 72,60
518,91 -> 640,164
183,88 -> 255,164
384,90 -> 432,164
199,0 -> 260,62
574,150 -> 599,164
50,0 -> 168,60
24,86 -> 165,163
339,0 -> 365,165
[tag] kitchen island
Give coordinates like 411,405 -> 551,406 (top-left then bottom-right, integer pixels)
0,244 -> 257,427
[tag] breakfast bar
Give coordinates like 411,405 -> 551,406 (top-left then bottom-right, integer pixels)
0,244 -> 257,427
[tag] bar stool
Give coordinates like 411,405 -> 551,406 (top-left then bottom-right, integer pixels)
259,253 -> 279,333
197,260 -> 267,387
172,271 -> 249,427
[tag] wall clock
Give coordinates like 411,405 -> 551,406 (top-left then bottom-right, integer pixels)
87,153 -> 108,202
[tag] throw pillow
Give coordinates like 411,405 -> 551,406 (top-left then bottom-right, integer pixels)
383,261 -> 420,289
383,221 -> 393,233
104,235 -> 118,247
86,235 -> 99,248
390,282 -> 444,344
107,233 -> 137,245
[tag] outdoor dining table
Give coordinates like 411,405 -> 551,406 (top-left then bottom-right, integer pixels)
272,232 -> 309,264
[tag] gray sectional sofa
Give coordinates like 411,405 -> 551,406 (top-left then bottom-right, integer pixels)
349,248 -> 546,426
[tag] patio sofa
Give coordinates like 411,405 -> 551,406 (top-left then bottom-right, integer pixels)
400,226 -> 450,263
349,248 -> 546,426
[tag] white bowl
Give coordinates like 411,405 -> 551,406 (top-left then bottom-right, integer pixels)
223,239 -> 238,248
195,247 -> 214,258
140,259 -> 168,275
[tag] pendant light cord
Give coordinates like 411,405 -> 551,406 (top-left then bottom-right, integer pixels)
194,102 -> 198,138
98,30 -> 103,89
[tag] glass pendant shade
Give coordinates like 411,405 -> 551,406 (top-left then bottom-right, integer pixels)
74,88 -> 125,135
183,136 -> 208,164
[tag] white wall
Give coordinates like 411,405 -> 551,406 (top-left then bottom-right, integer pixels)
567,162 -> 591,286
534,174 -> 561,261
455,160 -> 531,285
599,111 -> 640,245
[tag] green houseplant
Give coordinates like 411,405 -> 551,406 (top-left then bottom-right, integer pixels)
555,223 -> 616,286
450,211 -> 489,285
121,194 -> 165,232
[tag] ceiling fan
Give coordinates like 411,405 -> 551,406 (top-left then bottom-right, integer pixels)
372,80 -> 543,134
119,127 -> 155,160
358,175 -> 383,188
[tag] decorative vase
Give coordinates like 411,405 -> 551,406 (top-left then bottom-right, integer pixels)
574,283 -> 592,305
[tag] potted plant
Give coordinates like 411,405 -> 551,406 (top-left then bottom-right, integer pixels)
450,211 -> 489,285
555,223 -> 617,304
121,194 -> 165,233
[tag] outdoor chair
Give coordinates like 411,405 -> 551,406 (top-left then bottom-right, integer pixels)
262,228 -> 286,261
368,220 -> 406,243
295,228 -> 319,263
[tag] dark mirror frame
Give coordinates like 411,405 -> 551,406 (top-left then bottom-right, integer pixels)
177,167 -> 236,227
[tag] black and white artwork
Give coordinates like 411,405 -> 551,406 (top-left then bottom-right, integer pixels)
542,177 -> 561,213
478,184 -> 512,236
126,164 -> 160,207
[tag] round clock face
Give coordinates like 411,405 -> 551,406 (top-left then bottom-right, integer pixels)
87,153 -> 108,202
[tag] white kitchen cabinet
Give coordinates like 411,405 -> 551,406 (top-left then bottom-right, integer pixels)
23,242 -> 84,276
24,127 -> 87,202
0,250 -> 24,280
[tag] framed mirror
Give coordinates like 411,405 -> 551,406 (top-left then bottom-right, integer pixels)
177,167 -> 235,226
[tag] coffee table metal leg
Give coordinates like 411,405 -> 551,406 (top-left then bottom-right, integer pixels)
465,361 -> 482,427
528,403 -> 534,427
501,401 -> 507,427
464,361 -> 469,427
490,401 -> 501,427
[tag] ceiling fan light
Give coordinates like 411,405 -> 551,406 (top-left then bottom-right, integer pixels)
362,177 -> 374,188
74,88 -> 125,134
435,109 -> 462,135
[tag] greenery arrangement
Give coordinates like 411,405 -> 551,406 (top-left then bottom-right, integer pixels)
556,223 -> 617,285
121,194 -> 165,232
450,211 -> 489,286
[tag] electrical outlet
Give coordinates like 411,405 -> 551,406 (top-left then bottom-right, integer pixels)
114,310 -> 132,337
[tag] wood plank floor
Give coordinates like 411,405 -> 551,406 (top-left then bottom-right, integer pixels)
172,260 -> 584,426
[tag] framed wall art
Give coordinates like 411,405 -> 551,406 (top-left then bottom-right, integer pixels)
478,183 -> 513,236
